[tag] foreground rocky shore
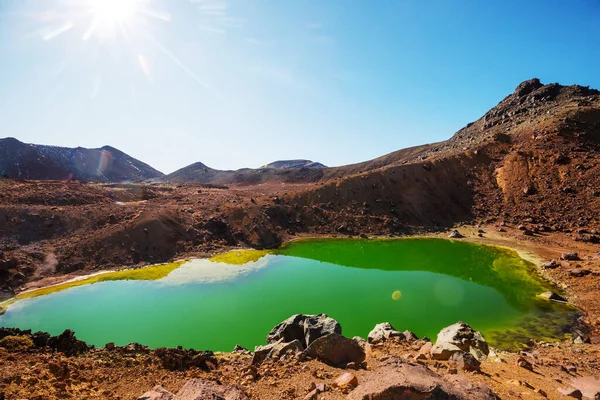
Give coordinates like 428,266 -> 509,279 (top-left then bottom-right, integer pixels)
1,312 -> 599,399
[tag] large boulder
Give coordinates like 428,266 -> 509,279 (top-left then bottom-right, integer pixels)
367,322 -> 405,344
174,379 -> 248,400
266,314 -> 341,348
305,333 -> 366,367
430,322 -> 489,361
347,358 -> 497,400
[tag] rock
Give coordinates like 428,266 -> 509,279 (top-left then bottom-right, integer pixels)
352,336 -> 367,348
47,330 -> 89,356
514,78 -> 543,97
232,344 -> 250,354
105,342 -> 115,350
516,356 -> 533,371
419,341 -> 433,357
305,333 -> 366,366
174,379 -> 248,400
449,230 -> 464,238
334,372 -> 358,389
123,343 -> 150,353
541,260 -> 560,269
537,291 -> 567,302
403,330 -> 418,341
0,306 -> 5,315
562,252 -> 580,261
31,331 -> 50,347
449,351 -> 481,372
267,339 -> 303,359
347,358 -> 497,400
252,341 -> 281,365
303,389 -> 318,400
154,347 -> 217,371
266,314 -> 341,348
569,269 -> 591,277
575,234 -> 600,243
571,376 -> 600,399
138,385 -> 174,400
314,383 -> 326,393
367,322 -> 405,344
430,322 -> 489,361
557,387 -> 583,399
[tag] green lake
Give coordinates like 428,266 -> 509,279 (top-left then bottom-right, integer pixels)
0,238 -> 578,351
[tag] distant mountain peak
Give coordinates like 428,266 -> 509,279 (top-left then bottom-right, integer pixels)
0,138 -> 164,182
262,160 -> 326,169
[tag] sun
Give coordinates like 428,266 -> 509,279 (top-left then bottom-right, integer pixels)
91,0 -> 140,24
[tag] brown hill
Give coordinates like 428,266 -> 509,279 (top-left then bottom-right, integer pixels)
272,78 -> 600,236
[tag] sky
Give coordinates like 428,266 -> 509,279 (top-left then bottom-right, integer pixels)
0,0 -> 599,174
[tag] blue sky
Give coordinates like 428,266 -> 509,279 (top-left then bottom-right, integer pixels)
0,0 -> 599,173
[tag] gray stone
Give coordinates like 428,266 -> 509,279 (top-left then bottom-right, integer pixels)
367,322 -> 405,344
449,230 -> 464,238
430,322 -> 489,361
232,344 -> 250,354
266,314 -> 341,348
305,333 -> 366,366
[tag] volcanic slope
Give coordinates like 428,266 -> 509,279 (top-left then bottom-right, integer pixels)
274,79 -> 600,236
0,138 -> 164,182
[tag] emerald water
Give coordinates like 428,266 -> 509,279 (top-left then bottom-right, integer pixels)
0,238 -> 577,351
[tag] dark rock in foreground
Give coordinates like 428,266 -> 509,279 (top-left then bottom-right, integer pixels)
154,347 -> 217,371
347,357 -> 497,400
305,333 -> 366,366
266,313 -> 341,348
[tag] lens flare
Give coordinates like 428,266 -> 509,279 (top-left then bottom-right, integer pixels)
91,0 -> 139,24
97,149 -> 113,175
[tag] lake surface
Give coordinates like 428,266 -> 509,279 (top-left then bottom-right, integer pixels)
0,238 -> 577,351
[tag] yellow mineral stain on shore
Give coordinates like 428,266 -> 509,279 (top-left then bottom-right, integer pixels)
209,249 -> 272,265
0,261 -> 187,308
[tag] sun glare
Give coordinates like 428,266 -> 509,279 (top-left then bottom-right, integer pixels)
91,0 -> 139,24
